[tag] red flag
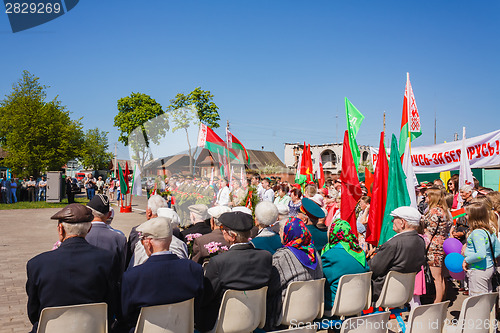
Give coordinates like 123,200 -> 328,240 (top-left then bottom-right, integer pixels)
340,130 -> 362,233
317,160 -> 325,188
124,162 -> 130,194
365,132 -> 389,246
364,167 -> 374,197
298,142 -> 314,184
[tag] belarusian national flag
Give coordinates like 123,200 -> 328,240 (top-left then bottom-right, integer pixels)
366,132 -> 389,246
378,134 -> 411,246
124,162 -> 130,194
226,129 -> 250,164
197,124 -> 236,159
340,130 -> 362,233
399,72 -> 422,157
451,207 -> 466,220
297,143 -> 313,184
118,163 -> 128,196
345,98 -> 365,171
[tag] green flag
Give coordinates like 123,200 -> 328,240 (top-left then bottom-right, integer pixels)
378,134 -> 411,245
345,98 -> 365,171
118,163 -> 127,195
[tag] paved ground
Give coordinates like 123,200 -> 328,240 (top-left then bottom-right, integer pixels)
0,195 -> 470,333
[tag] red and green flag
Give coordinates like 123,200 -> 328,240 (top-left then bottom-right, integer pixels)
378,134 -> 411,246
296,142 -> 313,184
197,124 -> 237,165
226,129 -> 250,165
345,97 -> 365,171
340,130 -> 362,233
118,163 -> 128,196
399,72 -> 422,157
451,207 -> 466,221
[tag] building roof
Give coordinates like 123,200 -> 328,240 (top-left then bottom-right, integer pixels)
247,149 -> 285,169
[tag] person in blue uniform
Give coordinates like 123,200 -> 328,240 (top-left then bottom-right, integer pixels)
299,197 -> 328,252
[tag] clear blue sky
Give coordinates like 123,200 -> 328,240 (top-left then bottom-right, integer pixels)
1,0 -> 499,161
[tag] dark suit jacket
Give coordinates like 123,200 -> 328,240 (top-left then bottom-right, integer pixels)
368,230 -> 426,301
181,221 -> 212,238
191,229 -> 229,264
196,243 -> 272,332
86,222 -> 128,275
121,253 -> 204,333
26,237 -> 119,333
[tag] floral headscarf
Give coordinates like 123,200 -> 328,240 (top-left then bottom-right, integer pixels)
283,217 -> 318,269
321,219 -> 366,267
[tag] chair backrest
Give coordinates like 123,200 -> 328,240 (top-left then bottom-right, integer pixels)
331,272 -> 373,317
406,301 -> 449,333
453,293 -> 497,333
268,327 -> 317,333
212,286 -> 268,333
340,311 -> 390,333
134,298 -> 194,333
280,278 -> 325,325
375,271 -> 416,309
37,302 -> 107,333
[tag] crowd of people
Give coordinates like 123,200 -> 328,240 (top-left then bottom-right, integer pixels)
25,172 -> 500,332
0,176 -> 47,203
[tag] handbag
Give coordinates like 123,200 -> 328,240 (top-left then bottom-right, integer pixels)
485,231 -> 500,291
424,220 -> 440,295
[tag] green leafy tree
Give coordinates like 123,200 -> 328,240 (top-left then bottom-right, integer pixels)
79,128 -> 114,170
0,71 -> 84,177
167,87 -> 220,174
114,93 -> 168,170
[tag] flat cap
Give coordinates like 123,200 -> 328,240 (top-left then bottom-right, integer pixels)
219,211 -> 254,231
137,217 -> 172,239
87,194 -> 110,215
51,203 -> 94,223
275,203 -> 289,216
208,206 -> 231,219
300,197 -> 326,220
157,207 -> 181,226
188,204 -> 209,220
390,206 -> 421,226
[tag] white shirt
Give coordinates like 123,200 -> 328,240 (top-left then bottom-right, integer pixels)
216,186 -> 231,206
262,188 -> 275,202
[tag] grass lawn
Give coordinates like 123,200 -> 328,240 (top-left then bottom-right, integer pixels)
0,197 -> 88,210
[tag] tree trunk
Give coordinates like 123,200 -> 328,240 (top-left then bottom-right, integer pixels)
185,127 -> 193,174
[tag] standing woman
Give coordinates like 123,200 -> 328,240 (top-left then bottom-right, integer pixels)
486,191 -> 500,236
447,174 -> 459,209
288,188 -> 302,217
423,187 -> 452,303
463,202 -> 500,295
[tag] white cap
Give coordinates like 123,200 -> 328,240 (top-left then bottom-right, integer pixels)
208,206 -> 231,219
232,206 -> 252,215
157,208 -> 181,226
390,206 -> 422,226
137,217 -> 172,239
275,203 -> 289,216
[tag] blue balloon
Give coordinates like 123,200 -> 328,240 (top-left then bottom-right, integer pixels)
445,253 -> 465,273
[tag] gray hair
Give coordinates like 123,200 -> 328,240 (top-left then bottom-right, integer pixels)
148,195 -> 168,215
89,207 -> 107,221
278,217 -> 289,231
225,229 -> 251,243
255,201 -> 279,226
460,184 -> 473,193
213,217 -> 223,227
61,222 -> 91,237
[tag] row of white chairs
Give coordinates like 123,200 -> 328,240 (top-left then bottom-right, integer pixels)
35,271 -> 499,333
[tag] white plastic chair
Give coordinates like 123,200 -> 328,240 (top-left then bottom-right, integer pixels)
37,302 -> 107,333
269,327 -> 317,332
325,271 -> 373,318
375,271 -> 416,309
445,293 -> 497,333
134,298 -> 194,333
279,278 -> 325,326
405,301 -> 449,333
339,311 -> 390,333
208,286 -> 268,333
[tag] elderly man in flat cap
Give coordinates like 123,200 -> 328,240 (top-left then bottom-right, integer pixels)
181,203 -> 212,238
86,194 -> 127,275
26,204 -> 119,333
251,201 -> 282,254
121,217 -> 203,333
299,197 -> 328,252
191,205 -> 231,264
368,206 -> 426,302
196,211 -> 272,332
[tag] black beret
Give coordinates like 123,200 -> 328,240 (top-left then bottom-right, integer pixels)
219,211 -> 254,232
51,204 -> 94,223
87,194 -> 110,215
